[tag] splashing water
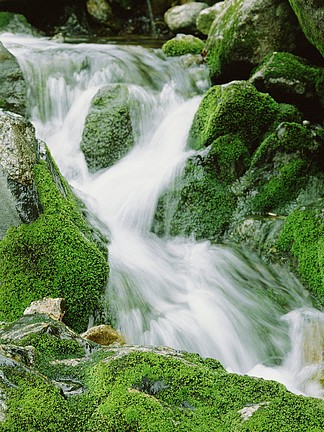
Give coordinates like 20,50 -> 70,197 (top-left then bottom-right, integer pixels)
2,33 -> 324,397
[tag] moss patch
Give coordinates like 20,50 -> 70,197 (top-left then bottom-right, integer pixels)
162,35 -> 204,57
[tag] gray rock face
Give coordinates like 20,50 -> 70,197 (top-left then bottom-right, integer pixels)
164,2 -> 209,32
288,0 -> 324,58
80,84 -> 134,173
0,42 -> 26,117
0,110 -> 42,232
205,0 -> 312,81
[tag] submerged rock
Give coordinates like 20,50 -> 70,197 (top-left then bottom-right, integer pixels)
81,84 -> 134,173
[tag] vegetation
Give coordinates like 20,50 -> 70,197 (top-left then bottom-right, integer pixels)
162,35 -> 204,57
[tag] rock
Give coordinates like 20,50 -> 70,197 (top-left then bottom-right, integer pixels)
0,344 -> 35,367
204,0 -> 315,82
23,297 -> 66,321
164,2 -> 209,33
81,84 -> 134,172
0,12 -> 39,35
288,0 -> 324,58
249,52 -> 324,124
0,110 -> 42,229
196,1 -> 224,35
86,0 -> 113,24
81,324 -> 125,346
0,42 -> 26,117
162,33 -> 204,57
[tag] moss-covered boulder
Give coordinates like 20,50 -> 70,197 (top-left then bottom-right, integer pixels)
1,314 -> 324,431
0,111 -> 109,333
196,1 -> 224,36
249,52 -> 324,124
0,43 -> 26,117
187,81 -> 301,152
0,12 -> 39,35
80,84 -> 134,173
288,0 -> 324,58
204,0 -> 314,82
162,34 -> 204,57
164,2 -> 209,33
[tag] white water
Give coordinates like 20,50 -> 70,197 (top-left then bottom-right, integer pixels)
2,33 -> 324,398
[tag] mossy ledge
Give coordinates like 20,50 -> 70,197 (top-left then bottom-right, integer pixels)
0,147 -> 109,333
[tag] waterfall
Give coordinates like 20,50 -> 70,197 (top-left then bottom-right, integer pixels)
1,33 -> 324,398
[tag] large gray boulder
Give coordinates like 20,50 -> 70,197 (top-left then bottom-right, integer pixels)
196,1 -> 224,35
0,42 -> 26,117
288,0 -> 324,58
164,2 -> 209,33
81,84 -> 134,173
204,0 -> 313,82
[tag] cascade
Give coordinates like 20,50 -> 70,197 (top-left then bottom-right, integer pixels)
1,33 -> 324,398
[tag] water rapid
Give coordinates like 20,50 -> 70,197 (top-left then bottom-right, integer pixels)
1,33 -> 324,398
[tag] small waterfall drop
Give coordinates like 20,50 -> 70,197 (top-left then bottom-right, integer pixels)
1,33 -> 324,398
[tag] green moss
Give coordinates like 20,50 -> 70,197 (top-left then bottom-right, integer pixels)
187,81 -> 280,152
153,157 -> 236,241
162,35 -> 204,57
1,368 -> 72,432
277,205 -> 324,303
0,156 -> 109,332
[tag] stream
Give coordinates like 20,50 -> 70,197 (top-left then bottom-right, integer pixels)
1,32 -> 324,399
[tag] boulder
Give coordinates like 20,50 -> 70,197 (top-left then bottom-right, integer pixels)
0,11 -> 39,35
204,0 -> 315,82
86,0 -> 113,25
164,2 -> 209,33
196,1 -> 224,35
249,52 -> 324,124
0,42 -> 26,117
288,0 -> 324,58
81,84 -> 134,172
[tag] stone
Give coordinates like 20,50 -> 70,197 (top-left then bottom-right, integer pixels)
0,42 -> 26,117
196,1 -> 224,35
86,0 -> 113,24
164,2 -> 209,32
24,297 -> 66,321
81,324 -> 125,346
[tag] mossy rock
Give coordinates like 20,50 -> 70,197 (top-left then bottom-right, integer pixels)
250,51 -> 324,123
276,203 -> 324,304
0,147 -> 109,333
80,84 -> 134,173
288,0 -> 324,58
152,154 -> 236,241
0,12 -> 39,35
204,0 -> 308,82
187,81 -> 300,152
162,34 -> 204,57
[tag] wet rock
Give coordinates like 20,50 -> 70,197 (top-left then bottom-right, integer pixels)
0,12 -> 39,36
81,84 -> 134,172
24,298 -> 66,322
0,344 -> 35,367
0,42 -> 26,117
164,2 -> 209,33
81,324 -> 125,346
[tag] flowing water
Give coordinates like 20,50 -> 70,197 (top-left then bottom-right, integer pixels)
1,33 -> 324,398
